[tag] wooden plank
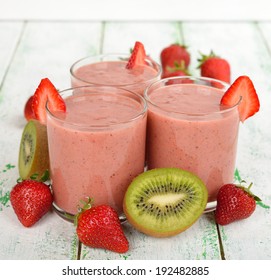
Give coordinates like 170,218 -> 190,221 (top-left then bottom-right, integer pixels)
80,21 -> 222,260
102,21 -> 183,62
1,21 -> 103,91
183,21 -> 271,259
0,162 -> 79,260
0,21 -> 102,259
80,213 -> 221,260
0,22 -> 24,90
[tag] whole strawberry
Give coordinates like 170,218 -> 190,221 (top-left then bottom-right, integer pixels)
215,183 -> 261,225
10,180 -> 53,227
160,43 -> 191,71
76,203 -> 129,253
197,51 -> 231,83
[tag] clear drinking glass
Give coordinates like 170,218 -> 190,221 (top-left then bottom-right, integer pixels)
70,53 -> 161,96
46,85 -> 147,219
144,76 -> 241,212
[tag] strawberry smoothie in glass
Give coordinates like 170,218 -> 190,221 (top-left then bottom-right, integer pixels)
144,76 -> 241,211
70,53 -> 161,96
46,86 -> 147,218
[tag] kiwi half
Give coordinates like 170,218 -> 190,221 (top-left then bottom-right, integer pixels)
123,168 -> 208,237
18,120 -> 49,180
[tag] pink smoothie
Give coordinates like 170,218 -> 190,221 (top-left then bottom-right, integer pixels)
145,82 -> 240,202
71,60 -> 160,96
46,89 -> 147,215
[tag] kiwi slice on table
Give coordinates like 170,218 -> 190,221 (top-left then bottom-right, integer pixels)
123,168 -> 208,237
18,119 -> 49,180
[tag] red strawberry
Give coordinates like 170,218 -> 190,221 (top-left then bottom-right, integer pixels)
160,43 -> 190,71
215,183 -> 261,225
10,180 -> 53,227
126,41 -> 146,69
24,95 -> 36,121
76,203 -> 129,253
32,78 -> 66,124
197,51 -> 230,83
220,75 -> 260,122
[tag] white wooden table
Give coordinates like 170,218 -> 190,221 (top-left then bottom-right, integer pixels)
0,20 -> 270,260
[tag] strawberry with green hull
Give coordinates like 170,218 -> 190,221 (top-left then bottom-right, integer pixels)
215,182 -> 261,225
76,201 -> 129,254
197,51 -> 231,83
10,179 -> 53,227
220,75 -> 260,122
160,43 -> 191,71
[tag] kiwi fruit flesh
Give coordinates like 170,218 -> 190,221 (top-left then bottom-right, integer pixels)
123,168 -> 208,237
18,119 -> 49,180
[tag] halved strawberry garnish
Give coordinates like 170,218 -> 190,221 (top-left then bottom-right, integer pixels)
126,41 -> 146,69
220,75 -> 260,122
32,78 -> 66,124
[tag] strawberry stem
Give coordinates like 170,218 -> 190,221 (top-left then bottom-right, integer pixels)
197,50 -> 218,69
74,197 -> 94,227
78,197 -> 93,212
235,180 -> 261,202
64,212 -> 76,222
242,182 -> 262,202
248,182 -> 253,191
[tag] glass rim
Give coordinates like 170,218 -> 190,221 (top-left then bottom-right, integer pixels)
144,76 -> 242,117
70,53 -> 162,87
46,85 -> 148,130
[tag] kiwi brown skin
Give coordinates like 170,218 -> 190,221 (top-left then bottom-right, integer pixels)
123,168 -> 208,238
18,119 -> 49,180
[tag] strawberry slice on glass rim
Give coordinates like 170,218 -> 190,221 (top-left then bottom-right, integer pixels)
32,78 -> 66,125
220,75 -> 260,122
126,41 -> 146,69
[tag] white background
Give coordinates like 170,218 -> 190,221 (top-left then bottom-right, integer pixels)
0,0 -> 271,21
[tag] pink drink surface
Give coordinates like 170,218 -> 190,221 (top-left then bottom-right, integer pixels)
146,84 -> 240,202
71,61 -> 159,95
47,92 -> 147,215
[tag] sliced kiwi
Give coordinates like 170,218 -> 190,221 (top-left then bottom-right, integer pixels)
18,119 -> 49,180
123,168 -> 208,237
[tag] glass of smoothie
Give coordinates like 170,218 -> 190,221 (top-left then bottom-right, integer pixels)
144,76 -> 241,212
46,85 -> 147,219
70,54 -> 161,96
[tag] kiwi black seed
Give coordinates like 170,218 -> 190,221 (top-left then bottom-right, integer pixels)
123,168 -> 208,237
18,119 -> 49,180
